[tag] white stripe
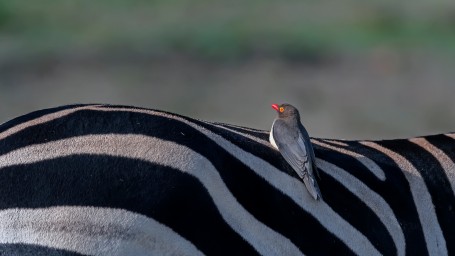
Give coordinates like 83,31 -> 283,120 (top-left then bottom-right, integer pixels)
321,139 -> 349,147
361,141 -> 447,256
409,137 -> 455,196
0,135 -> 303,256
313,140 -> 386,181
0,206 -> 203,256
317,159 -> 405,256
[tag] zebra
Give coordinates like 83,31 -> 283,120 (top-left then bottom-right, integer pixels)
0,104 -> 454,256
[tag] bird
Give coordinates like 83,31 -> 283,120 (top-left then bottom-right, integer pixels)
270,103 -> 322,200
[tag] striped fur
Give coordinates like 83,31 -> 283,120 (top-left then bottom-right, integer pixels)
0,104 -> 454,255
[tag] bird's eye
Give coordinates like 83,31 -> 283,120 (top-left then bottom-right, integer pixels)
279,107 -> 285,112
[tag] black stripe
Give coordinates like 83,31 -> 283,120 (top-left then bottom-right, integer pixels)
0,104 -> 90,132
378,138 -> 455,255
1,108 -> 354,255
0,243 -> 83,256
318,140 -> 429,255
0,155 -> 257,256
213,122 -> 269,138
426,134 -> 455,168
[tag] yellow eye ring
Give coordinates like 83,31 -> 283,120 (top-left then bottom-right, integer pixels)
279,107 -> 285,112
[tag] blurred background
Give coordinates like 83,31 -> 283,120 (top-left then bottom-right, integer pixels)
1,0 -> 455,139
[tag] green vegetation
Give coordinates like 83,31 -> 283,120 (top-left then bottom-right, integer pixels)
1,0 -> 455,60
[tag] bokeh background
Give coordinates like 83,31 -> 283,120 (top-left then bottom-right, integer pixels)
1,0 -> 455,139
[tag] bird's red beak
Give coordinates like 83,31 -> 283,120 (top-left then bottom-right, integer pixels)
272,104 -> 279,111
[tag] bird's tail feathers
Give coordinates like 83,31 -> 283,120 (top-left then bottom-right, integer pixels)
303,176 -> 322,201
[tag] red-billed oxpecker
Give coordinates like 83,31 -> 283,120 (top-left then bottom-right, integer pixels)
270,103 -> 322,200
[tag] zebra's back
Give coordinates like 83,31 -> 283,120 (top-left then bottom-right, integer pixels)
0,104 -> 454,256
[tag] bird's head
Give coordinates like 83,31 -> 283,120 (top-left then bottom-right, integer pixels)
271,103 -> 300,119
